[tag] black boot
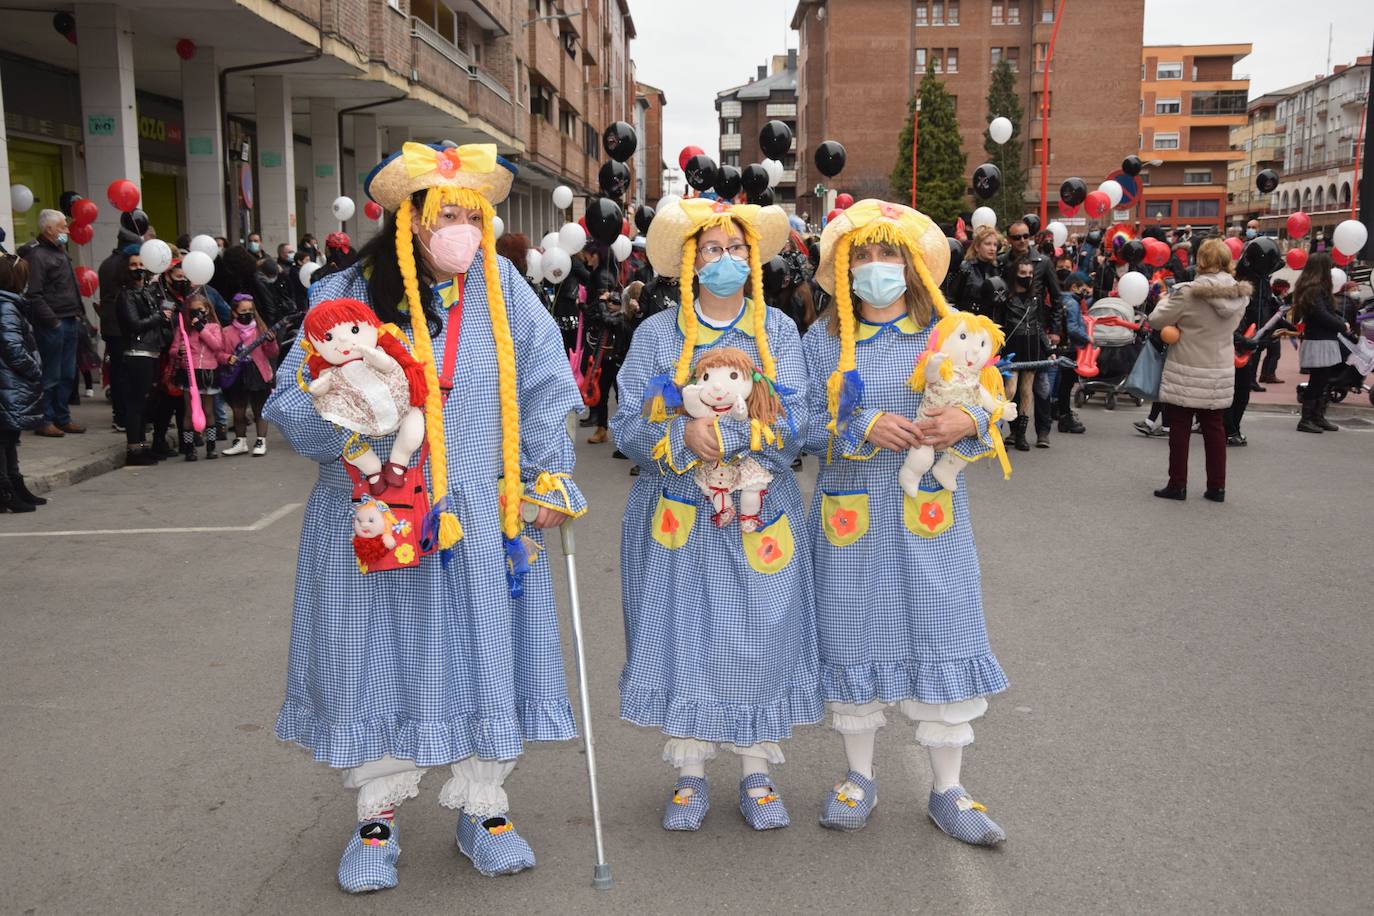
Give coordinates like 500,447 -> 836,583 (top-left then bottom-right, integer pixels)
182,430 -> 199,461
0,483 -> 36,513
1058,412 -> 1086,434
1296,402 -> 1324,434
10,474 -> 46,506
205,425 -> 218,460
1011,417 -> 1031,452
125,446 -> 159,467
1314,398 -> 1339,432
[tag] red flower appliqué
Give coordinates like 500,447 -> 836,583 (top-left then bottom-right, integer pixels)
757,536 -> 782,563
660,508 -> 680,535
829,507 -> 857,537
436,148 -> 464,176
711,200 -> 732,213
919,501 -> 944,531
878,202 -> 903,220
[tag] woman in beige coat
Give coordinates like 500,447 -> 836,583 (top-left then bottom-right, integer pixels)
1146,238 -> 1251,502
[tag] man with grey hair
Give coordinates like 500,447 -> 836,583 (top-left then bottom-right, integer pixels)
22,209 -> 86,435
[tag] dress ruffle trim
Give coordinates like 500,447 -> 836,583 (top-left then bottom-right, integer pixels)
275,698 -> 578,769
819,655 -> 1009,706
618,680 -> 823,748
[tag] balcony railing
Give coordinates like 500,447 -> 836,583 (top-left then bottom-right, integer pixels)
412,18 -> 472,69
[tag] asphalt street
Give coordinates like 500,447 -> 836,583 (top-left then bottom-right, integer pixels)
2,403 -> 1371,915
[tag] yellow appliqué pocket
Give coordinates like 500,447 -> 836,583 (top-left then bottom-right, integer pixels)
651,491 -> 697,550
904,488 -> 955,539
742,513 -> 795,574
820,490 -> 870,547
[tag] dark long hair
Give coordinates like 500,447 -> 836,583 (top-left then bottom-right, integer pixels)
115,252 -> 144,290
1291,252 -> 1333,325
355,190 -> 442,334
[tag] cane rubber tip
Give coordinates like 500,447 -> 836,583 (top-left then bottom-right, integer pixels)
592,864 -> 612,890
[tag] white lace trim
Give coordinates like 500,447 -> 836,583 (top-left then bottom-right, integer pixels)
356,769 -> 423,820
915,721 -> 975,748
662,738 -> 718,767
899,696 -> 988,726
724,741 -> 785,765
437,757 -> 516,818
831,707 -> 888,734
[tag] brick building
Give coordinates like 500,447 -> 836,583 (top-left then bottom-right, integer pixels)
1137,44 -> 1252,233
635,81 -> 667,205
790,0 -> 1142,224
715,52 -> 799,213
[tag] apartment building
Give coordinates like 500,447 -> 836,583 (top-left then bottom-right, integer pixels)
1227,87 -> 1305,226
635,81 -> 667,205
715,51 -> 799,213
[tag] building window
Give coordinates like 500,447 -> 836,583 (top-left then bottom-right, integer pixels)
990,47 -> 1000,67
916,48 -> 928,71
992,2 -> 1004,25
916,4 -> 928,26
1156,62 -> 1183,80
1041,1 -> 1055,22
1032,43 -> 1048,72
949,95 -> 957,114
1144,200 -> 1173,218
948,1 -> 959,25
932,48 -> 943,73
559,108 -> 577,137
723,152 -> 740,168
1153,131 -> 1180,150
1033,91 -> 1052,117
1007,1 -> 1021,24
584,123 -> 598,158
946,48 -> 958,73
719,99 -> 742,118
721,118 -> 739,134
1140,171 -> 1150,186
932,1 -> 944,25
1183,169 -> 1213,185
1007,46 -> 1020,71
1190,90 -> 1247,116
1032,138 -> 1050,160
1155,99 -> 1181,115
531,84 -> 554,121
1178,199 -> 1220,218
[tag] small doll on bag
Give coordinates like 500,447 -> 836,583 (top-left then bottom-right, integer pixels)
899,311 -> 1015,495
300,298 -> 429,494
680,346 -> 783,532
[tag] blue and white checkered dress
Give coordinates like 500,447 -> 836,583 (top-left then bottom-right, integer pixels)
263,252 -> 585,769
611,301 -> 823,748
802,314 -> 1008,706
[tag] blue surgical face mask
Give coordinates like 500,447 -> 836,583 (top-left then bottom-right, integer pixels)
248,240 -> 261,253
851,262 -> 907,307
56,232 -> 70,246
696,255 -> 750,298
1245,228 -> 1257,239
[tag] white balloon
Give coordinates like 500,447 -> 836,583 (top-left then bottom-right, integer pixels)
542,246 -> 572,284
181,250 -> 215,286
525,248 -> 543,282
1332,219 -> 1367,257
1331,267 -> 1348,291
1118,271 -> 1149,307
189,234 -> 219,258
1098,180 -> 1124,208
658,194 -> 682,212
989,116 -> 1014,145
492,216 -> 505,239
763,158 -> 785,188
552,185 -> 574,210
540,231 -> 562,253
299,262 -> 320,287
611,234 -> 632,262
558,222 -> 587,254
971,206 -> 997,230
139,239 -> 173,276
1047,220 -> 1068,248
9,184 -> 34,214
331,196 -> 355,221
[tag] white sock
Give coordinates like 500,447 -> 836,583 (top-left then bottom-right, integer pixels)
928,745 -> 963,793
741,755 -> 771,798
840,729 -> 877,781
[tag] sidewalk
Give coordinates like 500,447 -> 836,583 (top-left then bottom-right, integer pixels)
18,400 -> 127,496
1247,338 -> 1372,416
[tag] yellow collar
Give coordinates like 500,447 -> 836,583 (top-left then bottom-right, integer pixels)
856,313 -> 921,342
679,298 -> 758,345
434,277 -> 463,309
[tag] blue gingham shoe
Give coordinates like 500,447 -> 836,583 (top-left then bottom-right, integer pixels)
337,819 -> 400,894
928,785 -> 1006,846
662,775 -> 710,831
738,773 -> 791,830
819,770 -> 878,831
455,810 -> 536,876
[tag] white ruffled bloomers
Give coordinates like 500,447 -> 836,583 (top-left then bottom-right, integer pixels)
662,738 -> 786,767
343,754 -> 516,820
827,697 -> 988,748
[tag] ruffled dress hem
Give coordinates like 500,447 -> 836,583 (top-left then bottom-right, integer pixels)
819,655 -> 1009,706
618,680 -> 823,748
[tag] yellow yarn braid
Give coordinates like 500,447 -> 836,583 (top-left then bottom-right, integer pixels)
744,224 -> 777,382
908,242 -> 955,320
826,236 -> 857,433
673,237 -> 698,388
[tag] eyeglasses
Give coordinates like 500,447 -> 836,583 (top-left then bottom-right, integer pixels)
697,243 -> 750,263
1009,233 -> 1031,241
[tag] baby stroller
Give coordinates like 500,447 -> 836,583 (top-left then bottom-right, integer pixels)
1296,308 -> 1374,408
1074,297 -> 1145,410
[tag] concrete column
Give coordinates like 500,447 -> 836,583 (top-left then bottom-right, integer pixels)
76,3 -> 141,255
309,97 -> 340,238
180,45 -> 224,237
254,75 -> 296,251
0,66 -> 13,248
352,113 -> 381,245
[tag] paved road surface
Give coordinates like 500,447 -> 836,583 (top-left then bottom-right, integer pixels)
2,404 -> 1370,914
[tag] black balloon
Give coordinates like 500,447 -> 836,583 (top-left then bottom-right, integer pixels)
1122,155 -> 1143,177
1022,214 -> 1041,236
1255,168 -> 1280,194
759,120 -> 793,160
741,164 -> 770,196
1239,236 -> 1283,276
597,160 -> 631,198
748,187 -> 775,207
972,163 -> 1001,200
685,154 -> 718,192
584,197 -> 625,246
762,256 -> 789,297
813,140 -> 846,178
978,275 -> 1010,310
1060,177 -> 1088,207
634,204 -> 655,234
714,165 -> 743,200
1120,239 -> 1146,265
59,191 -> 83,217
601,121 -> 637,163
946,236 -> 965,264
52,11 -> 75,37
120,208 -> 150,236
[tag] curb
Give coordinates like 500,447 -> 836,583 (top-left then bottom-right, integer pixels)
26,439 -> 127,496
1246,402 -> 1373,421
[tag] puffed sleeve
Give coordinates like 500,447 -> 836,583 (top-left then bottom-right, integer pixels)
714,311 -> 809,474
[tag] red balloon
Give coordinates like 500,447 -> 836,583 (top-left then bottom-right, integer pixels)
363,200 -> 383,221
826,208 -> 843,224
835,193 -> 854,210
1285,211 -> 1310,239
76,267 -> 99,297
1224,236 -> 1244,260
1059,202 -> 1080,217
1332,248 -> 1351,266
1144,238 -> 1169,268
106,179 -> 140,213
71,198 -> 99,226
175,38 -> 196,61
678,145 -> 705,171
1083,191 -> 1110,219
1285,248 -> 1308,270
69,222 -> 94,246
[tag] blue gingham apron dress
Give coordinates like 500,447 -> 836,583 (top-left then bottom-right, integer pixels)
263,253 -> 585,770
611,301 -> 823,747
801,314 -> 1009,705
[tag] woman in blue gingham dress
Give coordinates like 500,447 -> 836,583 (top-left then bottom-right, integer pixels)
803,199 -> 1010,846
612,199 -> 822,833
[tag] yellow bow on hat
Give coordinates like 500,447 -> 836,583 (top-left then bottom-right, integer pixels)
679,197 -> 762,225
842,198 -> 933,237
402,141 -> 498,180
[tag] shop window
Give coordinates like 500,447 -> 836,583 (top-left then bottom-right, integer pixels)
1178,199 -> 1219,218
1144,200 -> 1173,218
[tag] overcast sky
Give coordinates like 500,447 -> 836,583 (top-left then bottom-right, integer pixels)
630,0 -> 1374,180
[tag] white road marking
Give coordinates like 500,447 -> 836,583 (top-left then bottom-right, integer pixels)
0,502 -> 303,538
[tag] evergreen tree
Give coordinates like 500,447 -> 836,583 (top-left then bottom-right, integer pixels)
983,59 -> 1028,227
890,64 -> 966,225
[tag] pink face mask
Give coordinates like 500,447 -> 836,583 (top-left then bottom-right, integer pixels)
424,223 -> 482,274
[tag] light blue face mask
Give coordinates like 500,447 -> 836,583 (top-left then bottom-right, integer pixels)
696,255 -> 750,298
852,262 -> 907,307
56,232 -> 70,246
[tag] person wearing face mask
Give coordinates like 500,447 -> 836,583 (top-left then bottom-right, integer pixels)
996,256 -> 1054,449
169,291 -> 226,460
246,232 -> 265,262
21,209 -> 86,436
803,200 -> 1007,846
262,142 -> 587,893
219,294 -> 279,457
1052,272 -> 1092,434
613,198 -> 820,834
114,253 -> 173,465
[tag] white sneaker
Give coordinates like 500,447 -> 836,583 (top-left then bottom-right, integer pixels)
221,437 -> 250,456
85,387 -> 94,397
251,438 -> 267,456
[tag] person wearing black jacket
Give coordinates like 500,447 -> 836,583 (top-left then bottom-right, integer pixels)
1224,268 -> 1286,445
952,225 -> 1003,316
97,221 -> 145,432
0,253 -> 46,511
1290,253 -> 1348,433
115,252 -> 173,465
583,285 -> 634,444
22,210 -> 86,436
996,255 -> 1057,449
999,219 -> 1063,328
553,247 -> 596,353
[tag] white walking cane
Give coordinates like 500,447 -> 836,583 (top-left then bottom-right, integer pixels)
523,503 -> 612,889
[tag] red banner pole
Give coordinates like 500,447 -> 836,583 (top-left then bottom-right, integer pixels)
1040,0 -> 1068,227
